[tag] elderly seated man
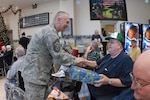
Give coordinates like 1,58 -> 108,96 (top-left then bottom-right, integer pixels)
4,45 -> 25,100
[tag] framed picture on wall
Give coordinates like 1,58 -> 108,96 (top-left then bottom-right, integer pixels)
89,0 -> 127,21
124,22 -> 140,53
142,24 -> 150,52
61,18 -> 73,38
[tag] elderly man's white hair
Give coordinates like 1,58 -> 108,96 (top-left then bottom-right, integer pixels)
6,45 -> 12,51
15,45 -> 25,57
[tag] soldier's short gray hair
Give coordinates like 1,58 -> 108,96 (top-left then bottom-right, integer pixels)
53,11 -> 69,23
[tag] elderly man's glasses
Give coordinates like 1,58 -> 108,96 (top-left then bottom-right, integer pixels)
130,72 -> 150,90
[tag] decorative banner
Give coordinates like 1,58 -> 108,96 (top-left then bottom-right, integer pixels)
0,5 -> 21,15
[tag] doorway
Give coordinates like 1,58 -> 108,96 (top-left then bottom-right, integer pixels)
101,21 -> 116,35
101,21 -> 117,55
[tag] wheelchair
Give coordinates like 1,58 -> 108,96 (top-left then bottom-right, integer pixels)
7,85 -> 25,100
6,71 -> 25,100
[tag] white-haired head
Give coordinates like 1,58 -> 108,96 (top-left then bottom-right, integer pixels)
6,45 -> 12,51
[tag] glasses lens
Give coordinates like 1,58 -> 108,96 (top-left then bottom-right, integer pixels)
130,72 -> 141,90
130,72 -> 133,81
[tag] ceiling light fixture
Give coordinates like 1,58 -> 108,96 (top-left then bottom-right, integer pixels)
145,0 -> 149,3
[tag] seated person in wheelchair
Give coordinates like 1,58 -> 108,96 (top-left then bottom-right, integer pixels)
4,45 -> 25,100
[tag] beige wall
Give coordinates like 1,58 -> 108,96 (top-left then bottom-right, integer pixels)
2,0 -> 150,43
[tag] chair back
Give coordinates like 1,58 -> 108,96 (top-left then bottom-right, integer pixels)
17,71 -> 25,91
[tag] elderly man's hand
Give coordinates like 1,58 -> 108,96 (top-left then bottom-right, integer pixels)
94,74 -> 109,87
75,57 -> 85,63
75,57 -> 86,67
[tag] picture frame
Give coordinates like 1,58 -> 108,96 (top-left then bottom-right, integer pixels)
124,22 -> 140,53
61,18 -> 73,38
89,0 -> 127,21
142,24 -> 150,52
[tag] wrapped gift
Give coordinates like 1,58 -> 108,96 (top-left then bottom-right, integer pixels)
67,66 -> 100,85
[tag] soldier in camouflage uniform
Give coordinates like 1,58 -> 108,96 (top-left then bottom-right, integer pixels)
21,11 -> 81,100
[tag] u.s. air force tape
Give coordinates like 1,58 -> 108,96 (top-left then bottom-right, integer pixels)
53,39 -> 60,52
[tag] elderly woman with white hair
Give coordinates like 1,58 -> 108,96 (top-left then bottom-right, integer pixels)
3,45 -> 13,72
1,45 -> 6,55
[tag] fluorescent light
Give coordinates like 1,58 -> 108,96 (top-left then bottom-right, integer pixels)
145,0 -> 149,3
